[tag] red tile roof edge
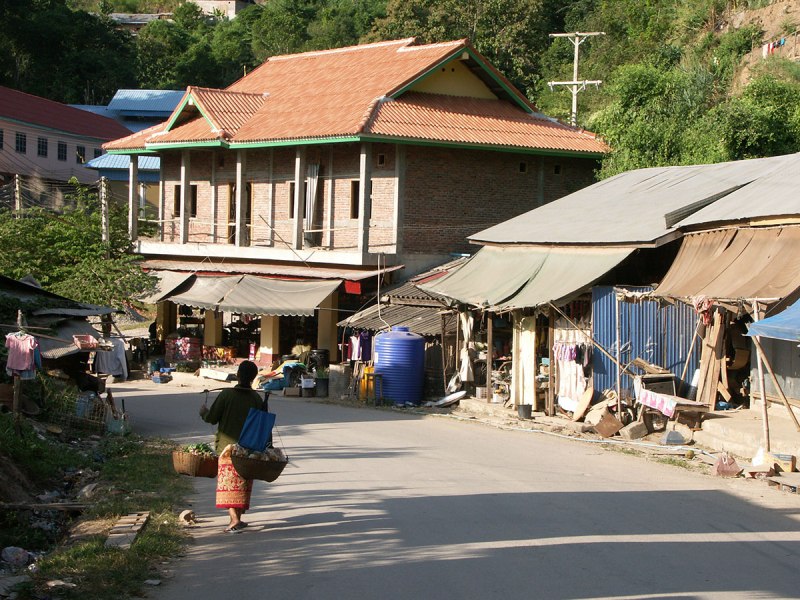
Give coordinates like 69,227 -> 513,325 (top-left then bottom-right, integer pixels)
0,85 -> 132,140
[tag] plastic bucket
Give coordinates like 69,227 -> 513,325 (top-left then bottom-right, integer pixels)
517,404 -> 532,419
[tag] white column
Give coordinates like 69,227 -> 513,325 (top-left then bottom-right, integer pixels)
128,156 -> 139,241
358,142 -> 372,256
210,152 -> 217,242
325,147 -> 334,248
179,150 -> 190,244
235,150 -> 245,246
293,147 -> 306,249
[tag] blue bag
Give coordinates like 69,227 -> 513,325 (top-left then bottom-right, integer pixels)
238,408 -> 276,452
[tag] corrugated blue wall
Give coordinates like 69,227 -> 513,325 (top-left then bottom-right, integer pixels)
592,286 -> 699,396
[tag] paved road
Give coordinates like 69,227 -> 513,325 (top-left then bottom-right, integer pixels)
114,379 -> 800,600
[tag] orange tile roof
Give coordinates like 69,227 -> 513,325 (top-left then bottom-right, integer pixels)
367,92 -> 609,153
105,38 -> 607,155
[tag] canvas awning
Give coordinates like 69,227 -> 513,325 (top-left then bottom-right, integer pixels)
746,299 -> 800,341
139,270 -> 195,304
164,275 -> 341,316
419,246 -> 634,311
652,226 -> 800,302
218,277 -> 341,317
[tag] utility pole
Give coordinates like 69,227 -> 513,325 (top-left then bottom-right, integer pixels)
547,32 -> 605,127
100,176 -> 110,258
14,174 -> 21,218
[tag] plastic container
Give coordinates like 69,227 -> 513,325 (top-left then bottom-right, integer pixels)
374,326 -> 425,406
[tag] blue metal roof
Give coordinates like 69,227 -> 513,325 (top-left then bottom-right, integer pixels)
108,89 -> 184,116
85,154 -> 160,171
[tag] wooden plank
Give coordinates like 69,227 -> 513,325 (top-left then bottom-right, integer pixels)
0,502 -> 86,511
717,381 -> 732,402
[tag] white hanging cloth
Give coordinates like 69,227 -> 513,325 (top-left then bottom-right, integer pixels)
458,311 -> 474,382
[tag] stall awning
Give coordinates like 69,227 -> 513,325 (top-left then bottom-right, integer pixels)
419,246 -> 633,311
218,277 -> 341,317
168,276 -> 241,311
747,299 -> 800,341
652,227 -> 800,302
139,270 -> 195,304
164,275 -> 341,316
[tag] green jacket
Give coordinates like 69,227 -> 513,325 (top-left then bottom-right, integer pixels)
202,385 -> 263,454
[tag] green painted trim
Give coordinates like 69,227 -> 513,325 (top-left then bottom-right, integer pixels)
146,140 -> 228,150
163,91 -> 219,134
163,94 -> 192,131
357,134 -> 606,158
389,47 -> 533,115
229,136 -> 361,149
106,149 -> 158,155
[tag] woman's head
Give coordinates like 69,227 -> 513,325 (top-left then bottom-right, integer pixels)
237,360 -> 258,385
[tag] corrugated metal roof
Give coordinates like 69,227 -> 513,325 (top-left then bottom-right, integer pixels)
85,153 -> 160,171
0,85 -> 131,140
106,38 -> 606,156
469,155 -> 783,246
338,302 -> 457,337
108,89 -> 184,115
675,153 -> 800,228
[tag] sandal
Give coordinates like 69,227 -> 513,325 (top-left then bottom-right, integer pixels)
224,523 -> 245,533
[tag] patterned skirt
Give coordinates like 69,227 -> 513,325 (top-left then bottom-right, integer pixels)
216,453 -> 253,510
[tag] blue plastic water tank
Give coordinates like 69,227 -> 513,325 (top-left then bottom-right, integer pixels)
374,326 -> 425,406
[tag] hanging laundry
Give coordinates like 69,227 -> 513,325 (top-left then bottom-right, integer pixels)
5,331 -> 38,372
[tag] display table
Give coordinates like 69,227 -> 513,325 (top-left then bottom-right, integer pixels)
165,337 -> 202,363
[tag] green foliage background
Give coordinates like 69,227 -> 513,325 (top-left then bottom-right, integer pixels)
1,0 -> 799,211
0,180 -> 155,308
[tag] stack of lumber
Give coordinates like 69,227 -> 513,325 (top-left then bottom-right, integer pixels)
694,311 -> 730,410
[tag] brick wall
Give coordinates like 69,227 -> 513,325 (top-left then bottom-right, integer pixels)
157,143 -> 597,255
402,147 -> 598,255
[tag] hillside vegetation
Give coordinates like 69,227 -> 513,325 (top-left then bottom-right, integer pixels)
3,0 -> 799,176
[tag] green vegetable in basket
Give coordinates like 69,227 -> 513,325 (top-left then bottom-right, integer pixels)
181,442 -> 217,456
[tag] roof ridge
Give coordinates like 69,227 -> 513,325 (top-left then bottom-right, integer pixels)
192,86 -> 267,98
396,38 -> 467,52
266,37 -> 417,61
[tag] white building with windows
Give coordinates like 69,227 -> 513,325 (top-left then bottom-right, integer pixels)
0,85 -> 131,190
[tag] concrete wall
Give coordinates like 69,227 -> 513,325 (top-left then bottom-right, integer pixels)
0,118 -> 106,184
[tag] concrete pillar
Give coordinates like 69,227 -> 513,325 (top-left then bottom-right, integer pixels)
156,302 -> 177,340
358,142 -> 372,256
392,144 -> 405,255
235,150 -> 246,246
259,315 -> 280,366
179,150 -> 190,243
203,310 -> 224,347
128,155 -> 139,241
293,147 -> 306,249
317,290 -> 339,361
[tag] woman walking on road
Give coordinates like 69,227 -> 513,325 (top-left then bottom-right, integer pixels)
200,360 -> 263,533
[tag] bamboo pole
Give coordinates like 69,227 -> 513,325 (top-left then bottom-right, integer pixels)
486,313 -> 493,402
751,336 -> 800,432
615,293 -> 622,416
751,301 -> 772,450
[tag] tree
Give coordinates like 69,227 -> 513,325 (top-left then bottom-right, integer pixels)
0,180 -> 154,308
368,0 -> 564,99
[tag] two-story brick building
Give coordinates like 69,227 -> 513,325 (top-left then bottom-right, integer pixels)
105,38 -> 608,364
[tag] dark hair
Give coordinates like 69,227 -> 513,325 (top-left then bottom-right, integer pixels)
237,360 -> 258,384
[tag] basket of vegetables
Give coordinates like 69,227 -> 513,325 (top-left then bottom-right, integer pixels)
172,443 -> 219,478
230,444 -> 288,482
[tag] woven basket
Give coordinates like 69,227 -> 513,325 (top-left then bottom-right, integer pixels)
172,450 -> 219,478
231,455 -> 288,482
